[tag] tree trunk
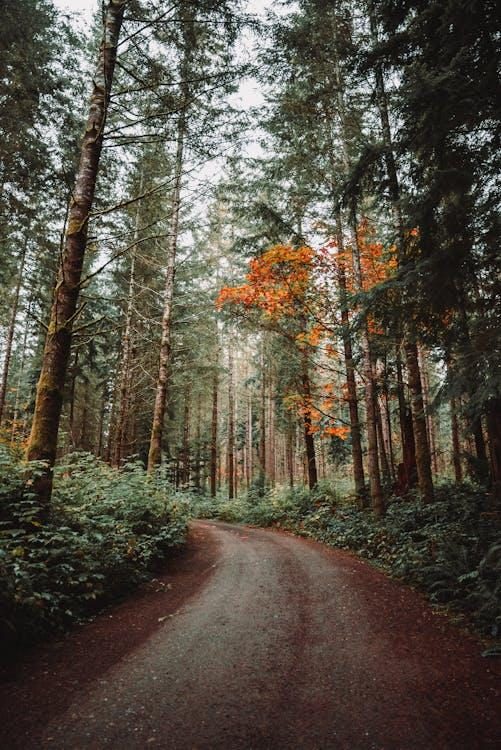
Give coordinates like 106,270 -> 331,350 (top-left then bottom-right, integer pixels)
147,116 -> 185,472
181,380 -> 191,488
301,354 -> 318,490
351,208 -> 384,516
368,7 -> 433,504
210,365 -> 218,498
486,398 -> 501,507
375,393 -> 391,482
332,46 -> 380,509
194,391 -> 201,492
451,398 -> 463,484
405,342 -> 434,503
10,292 -> 33,444
0,240 -> 27,425
395,349 -> 417,492
68,349 -> 79,450
227,343 -> 235,500
336,212 -> 366,501
114,171 -> 143,467
246,389 -> 253,488
25,0 -> 126,507
259,342 -> 266,485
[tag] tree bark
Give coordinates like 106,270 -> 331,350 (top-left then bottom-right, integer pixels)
114,171 -> 143,467
181,380 -> 191,488
259,341 -> 266,486
227,343 -> 235,499
451,398 -> 463,484
210,364 -> 219,498
194,391 -> 201,492
336,213 -> 366,501
405,342 -> 434,503
0,240 -> 27,425
301,354 -> 318,490
25,0 -> 126,507
486,398 -> 501,506
10,292 -> 33,444
147,118 -> 185,471
368,3 -> 433,504
351,208 -> 384,516
147,20 -> 193,472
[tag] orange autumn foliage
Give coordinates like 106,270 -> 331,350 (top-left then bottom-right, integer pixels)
216,244 -> 314,319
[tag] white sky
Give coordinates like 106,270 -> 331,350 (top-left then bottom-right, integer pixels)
53,0 -> 272,23
52,0 -> 269,109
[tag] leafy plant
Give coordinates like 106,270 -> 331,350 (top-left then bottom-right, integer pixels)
0,448 -> 189,650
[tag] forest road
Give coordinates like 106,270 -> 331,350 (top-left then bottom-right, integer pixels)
2,520 -> 501,750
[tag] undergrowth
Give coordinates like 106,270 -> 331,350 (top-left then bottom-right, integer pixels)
190,481 -> 501,638
0,448 -> 189,650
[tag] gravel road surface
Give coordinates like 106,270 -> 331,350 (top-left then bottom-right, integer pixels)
2,520 -> 500,749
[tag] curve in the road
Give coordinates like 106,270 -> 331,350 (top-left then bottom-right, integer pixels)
32,520 -> 500,750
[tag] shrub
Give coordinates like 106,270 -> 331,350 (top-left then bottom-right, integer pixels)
0,449 -> 189,649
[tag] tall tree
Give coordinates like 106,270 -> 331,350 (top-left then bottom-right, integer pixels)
26,0 -> 127,505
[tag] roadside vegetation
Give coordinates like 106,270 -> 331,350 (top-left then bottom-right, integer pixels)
190,482 -> 501,641
0,447 -> 189,651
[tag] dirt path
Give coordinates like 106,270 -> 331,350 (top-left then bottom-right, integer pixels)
1,521 -> 500,749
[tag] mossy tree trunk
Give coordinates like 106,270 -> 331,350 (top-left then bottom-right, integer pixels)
25,0 -> 127,507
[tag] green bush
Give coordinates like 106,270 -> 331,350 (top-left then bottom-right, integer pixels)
0,449 -> 189,648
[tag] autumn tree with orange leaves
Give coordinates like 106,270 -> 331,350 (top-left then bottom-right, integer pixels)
217,243 -> 353,490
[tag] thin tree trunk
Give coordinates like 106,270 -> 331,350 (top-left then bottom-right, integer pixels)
246,389 -> 253,487
267,372 -> 276,487
332,47 -> 381,510
25,0 -> 126,507
181,380 -> 191,488
0,240 -> 27,425
10,293 -> 33,444
210,364 -> 218,498
368,3 -> 433,504
351,208 -> 384,516
486,398 -> 501,507
405,342 -> 434,503
114,171 -> 143,467
68,349 -> 79,450
147,118 -> 185,471
381,361 -> 396,480
375,393 -> 391,482
194,391 -> 201,492
396,348 -> 417,492
301,354 -> 318,490
451,398 -> 463,484
227,343 -> 235,500
259,341 -> 266,486
336,212 -> 366,501
418,346 -> 438,474
287,418 -> 295,488
96,391 -> 107,459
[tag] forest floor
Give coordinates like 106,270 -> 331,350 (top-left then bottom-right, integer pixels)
1,520 -> 500,749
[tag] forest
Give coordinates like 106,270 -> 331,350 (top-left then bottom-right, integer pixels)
0,0 -> 500,651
